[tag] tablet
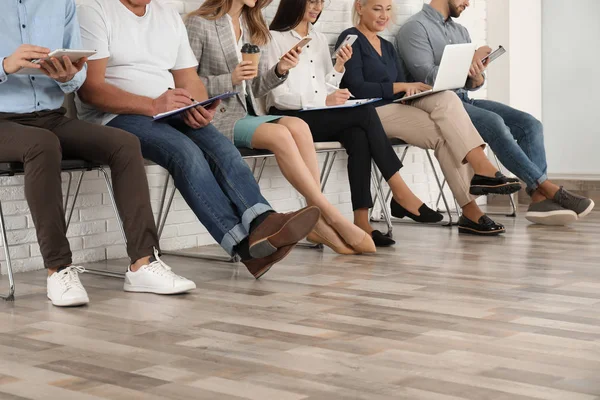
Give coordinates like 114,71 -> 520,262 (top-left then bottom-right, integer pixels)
153,91 -> 239,121
15,49 -> 97,75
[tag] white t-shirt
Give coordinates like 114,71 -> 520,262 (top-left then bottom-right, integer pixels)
76,0 -> 198,125
266,25 -> 344,110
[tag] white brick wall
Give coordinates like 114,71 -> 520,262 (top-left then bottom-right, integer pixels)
1,0 -> 488,274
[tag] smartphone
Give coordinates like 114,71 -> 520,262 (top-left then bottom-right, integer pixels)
481,45 -> 506,64
333,34 -> 358,56
281,37 -> 312,58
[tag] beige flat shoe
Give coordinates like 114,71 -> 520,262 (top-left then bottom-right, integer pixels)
307,219 -> 358,255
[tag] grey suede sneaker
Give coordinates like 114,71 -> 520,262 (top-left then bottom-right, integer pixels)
553,187 -> 595,219
526,199 -> 578,225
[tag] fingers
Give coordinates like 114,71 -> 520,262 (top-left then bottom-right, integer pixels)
39,60 -> 58,76
238,61 -> 253,67
18,60 -> 42,70
23,50 -> 51,61
188,106 -> 211,126
73,57 -> 88,72
419,83 -> 432,91
61,56 -> 76,74
21,45 -> 51,54
183,110 -> 202,129
170,88 -> 193,98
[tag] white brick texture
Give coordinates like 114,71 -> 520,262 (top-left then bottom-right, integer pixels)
0,0 -> 487,274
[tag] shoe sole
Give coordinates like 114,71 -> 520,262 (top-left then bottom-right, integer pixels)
307,237 -> 358,255
526,210 -> 578,226
123,282 -> 196,294
577,200 -> 595,219
250,207 -> 320,259
253,244 -> 296,279
470,182 -> 522,196
458,226 -> 506,236
47,294 -> 89,307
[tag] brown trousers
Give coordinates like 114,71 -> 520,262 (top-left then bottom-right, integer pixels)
0,109 -> 158,268
377,91 -> 486,207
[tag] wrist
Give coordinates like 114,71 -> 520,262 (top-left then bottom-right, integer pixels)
334,63 -> 344,73
275,62 -> 288,78
149,98 -> 158,117
2,57 -> 14,75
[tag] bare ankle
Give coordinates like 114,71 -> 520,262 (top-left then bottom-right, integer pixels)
130,256 -> 151,272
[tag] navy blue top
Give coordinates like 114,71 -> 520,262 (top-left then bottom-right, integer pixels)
336,27 -> 408,104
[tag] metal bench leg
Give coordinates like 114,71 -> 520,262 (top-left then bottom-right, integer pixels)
78,168 -> 127,279
0,201 -> 15,301
493,152 -> 518,217
65,171 -> 85,229
156,172 -> 171,229
371,163 -> 393,236
425,150 -> 456,226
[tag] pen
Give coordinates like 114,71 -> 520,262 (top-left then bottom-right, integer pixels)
325,82 -> 354,98
168,87 -> 196,102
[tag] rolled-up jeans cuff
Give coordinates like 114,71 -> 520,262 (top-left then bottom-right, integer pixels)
219,203 -> 273,256
220,223 -> 249,256
526,173 -> 548,196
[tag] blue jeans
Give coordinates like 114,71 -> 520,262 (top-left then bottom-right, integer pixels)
107,115 -> 272,256
458,94 -> 548,194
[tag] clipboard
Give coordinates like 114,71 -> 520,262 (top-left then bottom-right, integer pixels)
153,91 -> 238,121
300,98 -> 381,111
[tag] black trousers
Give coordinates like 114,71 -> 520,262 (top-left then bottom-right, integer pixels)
270,105 -> 402,210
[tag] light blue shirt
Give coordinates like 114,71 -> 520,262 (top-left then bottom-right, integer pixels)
0,0 -> 87,114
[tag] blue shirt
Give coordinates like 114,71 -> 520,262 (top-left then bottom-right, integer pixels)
336,27 -> 407,105
0,0 -> 86,114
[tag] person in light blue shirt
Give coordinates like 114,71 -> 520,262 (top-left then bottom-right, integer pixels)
0,0 -> 197,307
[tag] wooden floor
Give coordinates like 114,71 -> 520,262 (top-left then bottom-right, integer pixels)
1,207 -> 600,400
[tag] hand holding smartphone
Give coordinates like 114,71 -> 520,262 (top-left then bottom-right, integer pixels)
333,34 -> 358,57
280,37 -> 312,60
481,45 -> 506,64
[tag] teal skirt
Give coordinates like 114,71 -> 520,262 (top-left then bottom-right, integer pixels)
233,114 -> 282,149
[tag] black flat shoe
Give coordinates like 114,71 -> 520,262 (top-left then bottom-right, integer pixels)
458,214 -> 505,236
470,172 -> 522,196
390,198 -> 444,223
371,230 -> 395,247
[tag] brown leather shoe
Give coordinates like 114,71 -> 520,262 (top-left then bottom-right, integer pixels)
249,206 -> 320,259
242,243 -> 295,279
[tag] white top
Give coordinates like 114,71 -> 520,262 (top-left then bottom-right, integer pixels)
265,25 -> 344,110
225,13 -> 246,98
75,0 -> 199,125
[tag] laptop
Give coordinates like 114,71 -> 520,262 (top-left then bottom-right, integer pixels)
395,43 -> 476,102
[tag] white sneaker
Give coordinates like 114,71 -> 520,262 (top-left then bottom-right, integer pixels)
123,249 -> 196,295
47,266 -> 89,307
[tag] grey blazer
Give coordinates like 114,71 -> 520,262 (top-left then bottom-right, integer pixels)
185,15 -> 287,141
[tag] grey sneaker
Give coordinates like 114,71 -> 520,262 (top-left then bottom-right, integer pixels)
526,199 -> 577,226
553,187 -> 595,219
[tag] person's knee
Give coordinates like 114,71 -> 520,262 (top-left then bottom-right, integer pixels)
266,125 -> 297,155
281,117 -> 313,145
26,134 -> 62,164
475,113 -> 510,144
113,130 -> 143,158
521,113 -> 544,138
436,91 -> 463,110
